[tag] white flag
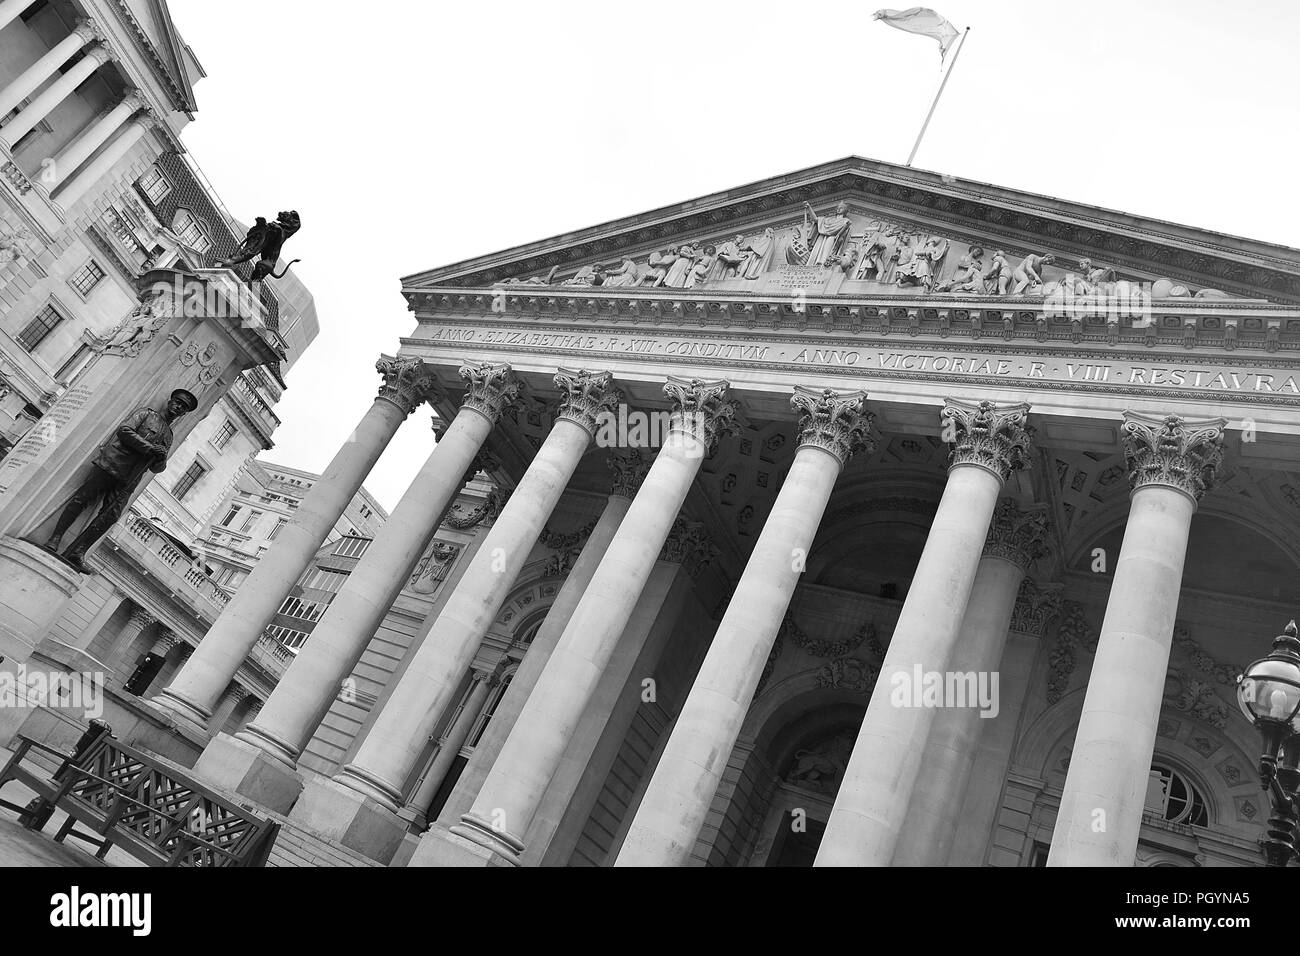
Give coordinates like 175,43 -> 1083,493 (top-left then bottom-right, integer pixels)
874,7 -> 960,59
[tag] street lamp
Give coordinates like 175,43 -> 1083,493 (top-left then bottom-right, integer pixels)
1236,619 -> 1300,866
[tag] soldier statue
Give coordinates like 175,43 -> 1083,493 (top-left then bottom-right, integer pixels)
35,388 -> 198,571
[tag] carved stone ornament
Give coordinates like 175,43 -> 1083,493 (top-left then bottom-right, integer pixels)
790,386 -> 876,466
408,540 -> 460,591
178,340 -> 222,385
459,361 -> 522,424
539,517 -> 598,577
93,297 -> 169,356
1046,600 -> 1097,705
376,357 -> 439,416
659,517 -> 718,573
607,449 -> 652,500
941,398 -> 1032,483
984,499 -> 1051,570
553,368 -> 622,435
1121,411 -> 1226,502
662,376 -> 738,456
1008,577 -> 1064,638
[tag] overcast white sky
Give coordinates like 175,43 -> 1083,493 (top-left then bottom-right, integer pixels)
168,0 -> 1300,512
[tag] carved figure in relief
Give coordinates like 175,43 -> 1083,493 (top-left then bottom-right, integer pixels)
637,249 -> 675,287
683,245 -> 716,288
854,226 -> 896,281
662,244 -> 698,288
895,235 -> 949,292
739,228 -> 776,279
787,731 -> 853,793
0,225 -> 38,271
711,236 -> 746,281
935,245 -> 984,292
983,249 -> 1012,294
1010,253 -> 1056,295
792,201 -> 853,267
561,264 -> 602,286
601,258 -> 641,287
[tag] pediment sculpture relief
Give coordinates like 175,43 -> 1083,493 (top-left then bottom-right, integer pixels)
497,203 -> 1234,302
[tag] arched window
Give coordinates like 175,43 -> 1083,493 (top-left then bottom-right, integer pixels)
1146,763 -> 1209,827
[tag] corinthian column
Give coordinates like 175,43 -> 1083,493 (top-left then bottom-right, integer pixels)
816,399 -> 1032,866
1048,412 -> 1225,867
326,369 -> 621,809
616,387 -> 874,866
893,499 -> 1050,865
444,377 -> 737,866
197,362 -> 516,801
435,452 -> 648,827
155,358 -> 437,733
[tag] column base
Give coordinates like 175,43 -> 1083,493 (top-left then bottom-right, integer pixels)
192,732 -> 305,814
287,774 -> 409,865
147,687 -> 214,738
0,535 -> 81,661
407,823 -> 519,867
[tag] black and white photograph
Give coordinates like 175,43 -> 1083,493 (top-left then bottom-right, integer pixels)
0,0 -> 1294,934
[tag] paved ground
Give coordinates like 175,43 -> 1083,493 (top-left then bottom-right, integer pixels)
0,746 -> 143,868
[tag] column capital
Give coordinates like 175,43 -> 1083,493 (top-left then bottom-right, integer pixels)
659,517 -> 718,574
607,449 -> 651,499
983,499 -> 1051,570
791,386 -> 876,467
154,628 -> 182,655
72,17 -> 104,44
128,606 -> 157,630
85,45 -> 114,67
222,684 -> 250,705
554,368 -> 622,435
376,356 -> 439,416
459,361 -> 522,424
942,398 -> 1032,483
1121,411 -> 1226,502
119,89 -> 147,114
1009,578 -> 1065,638
664,377 -> 738,457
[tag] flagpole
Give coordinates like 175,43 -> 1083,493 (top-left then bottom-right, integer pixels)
905,26 -> 969,167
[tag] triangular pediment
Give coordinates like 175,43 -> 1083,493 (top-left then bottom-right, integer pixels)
403,157 -> 1300,306
117,0 -> 199,113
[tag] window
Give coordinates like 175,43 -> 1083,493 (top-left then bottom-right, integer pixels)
268,517 -> 287,541
138,166 -> 172,203
17,304 -> 66,352
239,509 -> 264,533
212,419 -> 237,450
172,460 -> 208,501
333,536 -> 371,558
265,624 -> 310,651
69,260 -> 105,297
1145,764 -> 1209,827
277,596 -> 328,622
220,506 -> 240,528
172,209 -> 211,254
303,568 -> 348,593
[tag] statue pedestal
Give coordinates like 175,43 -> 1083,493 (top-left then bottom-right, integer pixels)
0,535 -> 81,662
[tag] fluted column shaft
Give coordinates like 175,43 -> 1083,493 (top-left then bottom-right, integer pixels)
616,387 -> 873,866
154,359 -> 435,730
892,500 -> 1048,865
105,606 -> 156,668
0,46 -> 108,148
436,471 -> 640,826
330,369 -> 618,808
816,399 -> 1031,866
1048,412 -> 1225,866
406,670 -> 495,827
452,377 -> 737,863
0,20 -> 98,119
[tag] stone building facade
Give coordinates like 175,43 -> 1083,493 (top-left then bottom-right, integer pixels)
24,153 -> 1300,867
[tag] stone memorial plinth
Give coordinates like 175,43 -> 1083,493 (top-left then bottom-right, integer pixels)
0,268 -> 280,661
